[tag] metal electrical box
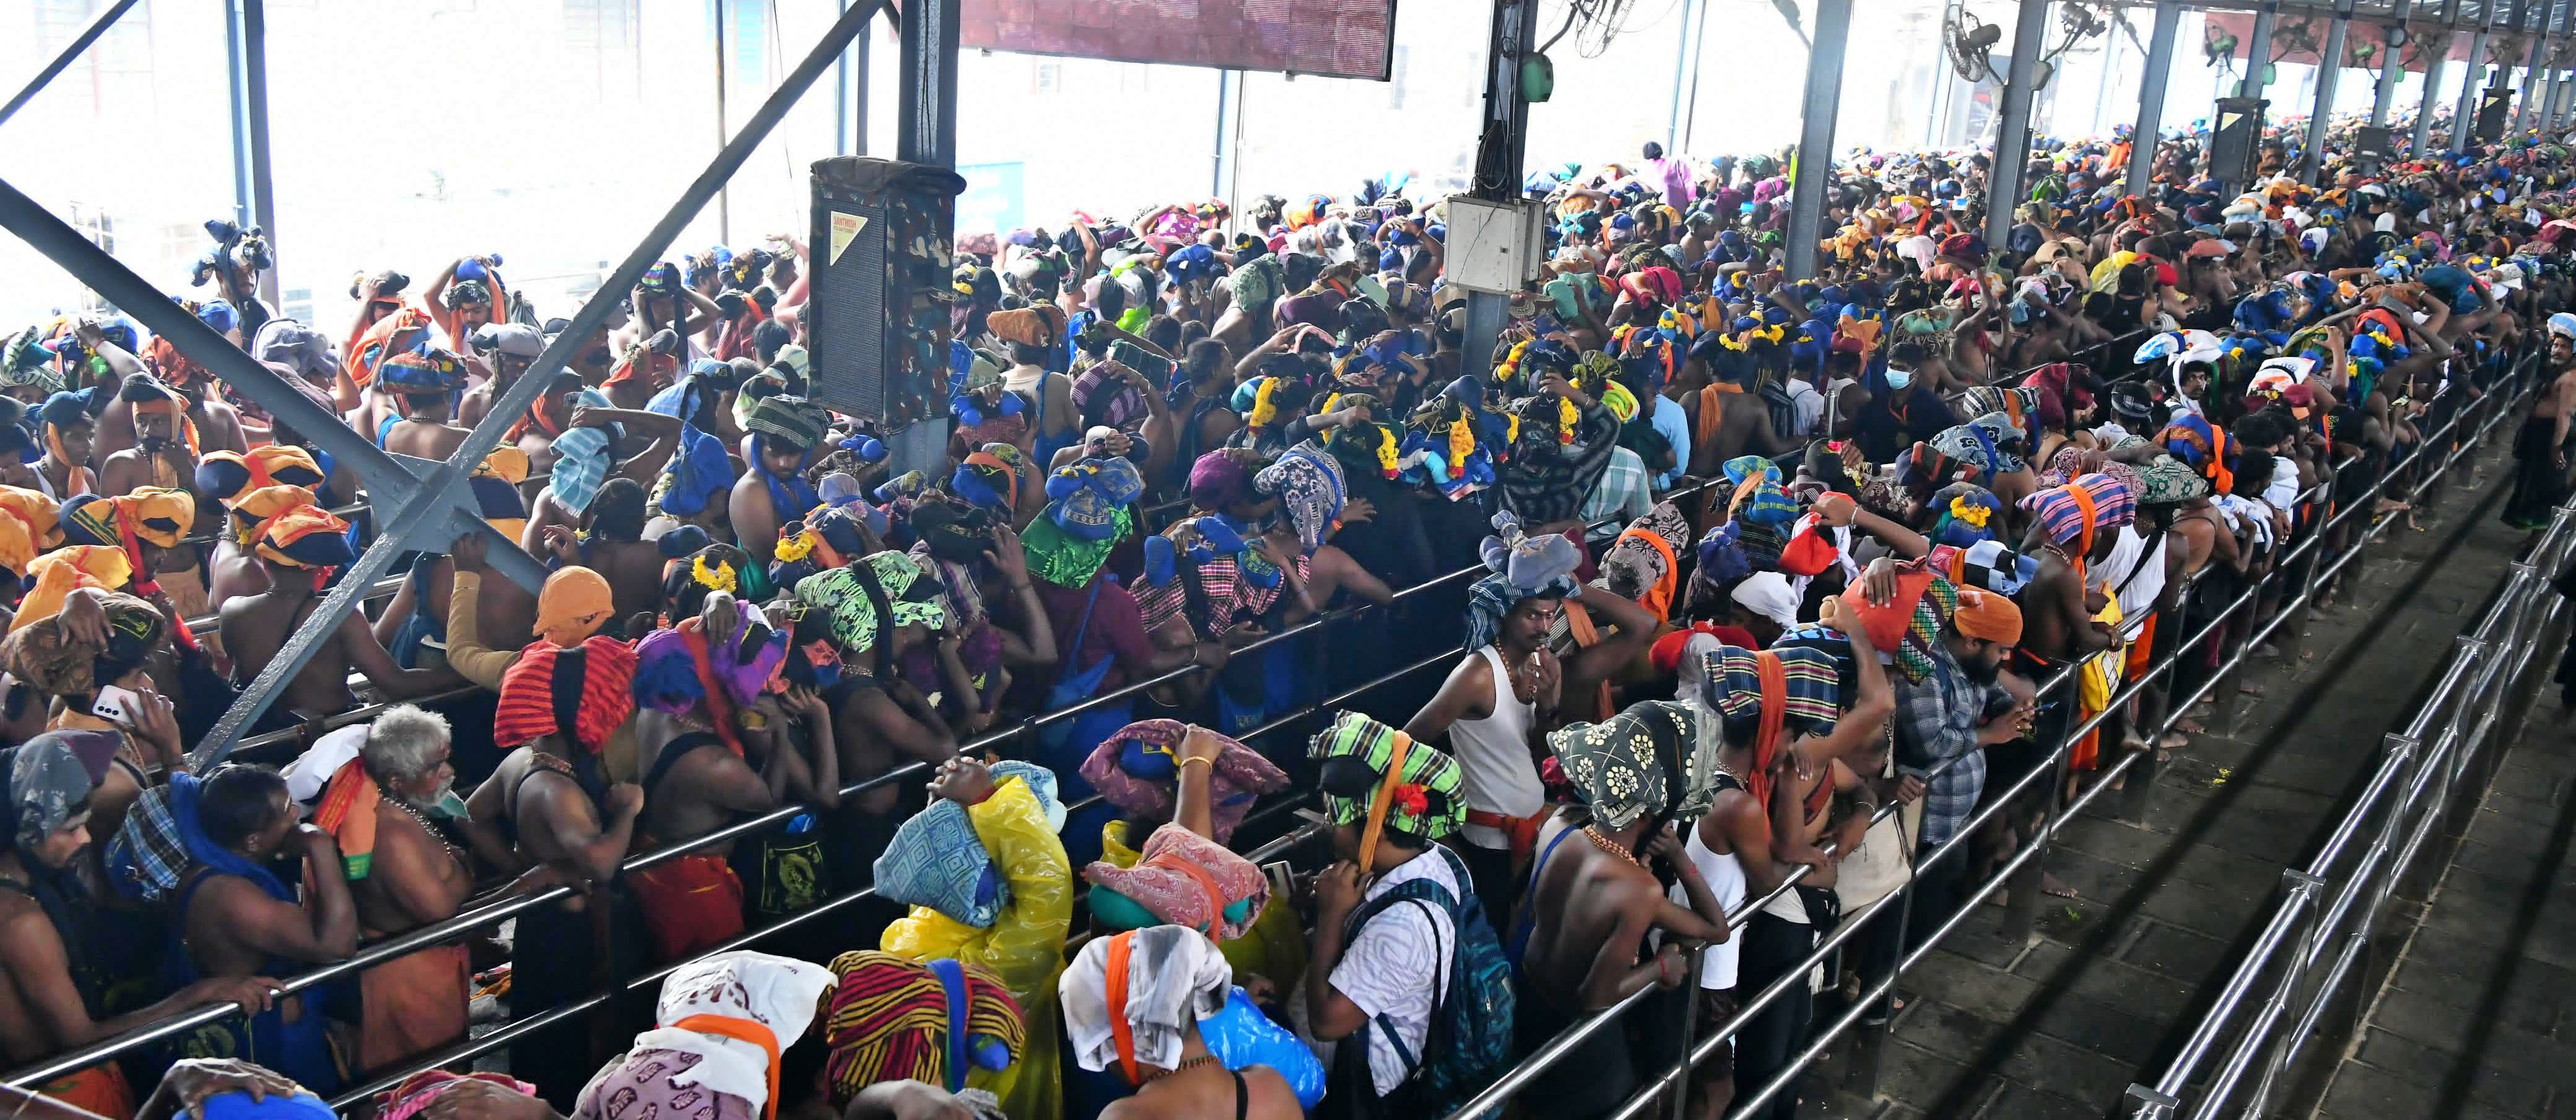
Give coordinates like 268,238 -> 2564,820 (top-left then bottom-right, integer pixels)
807,157 -> 967,427
2208,97 -> 2268,185
1443,196 -> 1546,294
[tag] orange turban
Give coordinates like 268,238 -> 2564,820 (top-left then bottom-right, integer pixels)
228,484 -> 318,543
1952,587 -> 2024,646
253,501 -> 355,569
0,486 -> 62,575
198,445 -> 325,506
533,566 -> 616,647
12,546 -> 134,632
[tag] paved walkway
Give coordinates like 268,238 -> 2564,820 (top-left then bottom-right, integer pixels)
2304,684 -> 2576,1120
1795,438 -> 2531,1119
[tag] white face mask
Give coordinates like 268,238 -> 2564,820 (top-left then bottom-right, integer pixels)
1884,369 -> 1915,390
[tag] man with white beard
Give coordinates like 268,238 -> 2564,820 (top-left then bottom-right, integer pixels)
297,705 -> 555,1074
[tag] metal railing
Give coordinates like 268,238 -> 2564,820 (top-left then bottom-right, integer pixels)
1442,339 -> 2535,1120
2127,390 -> 2574,1117
1,310 -> 2383,1100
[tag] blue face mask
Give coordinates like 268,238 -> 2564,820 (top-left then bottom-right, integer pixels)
1884,369 -> 1915,391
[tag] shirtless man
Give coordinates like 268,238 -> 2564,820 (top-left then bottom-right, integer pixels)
380,364 -> 475,462
94,367 -> 247,470
2506,313 -> 2576,532
531,478 -> 666,621
466,714 -> 643,1107
526,405 -> 682,545
1681,357 -> 1795,478
0,733 -> 269,1118
459,322 -> 545,430
1733,611 -> 1894,1120
220,522 -> 456,722
1514,701 -> 1736,1116
173,764 -> 360,1091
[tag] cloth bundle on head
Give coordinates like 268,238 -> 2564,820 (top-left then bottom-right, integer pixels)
1929,483 -> 2004,546
4,731 -> 119,852
2131,455 -> 2213,504
1060,925 -> 1233,1082
615,950 -> 837,1120
1251,446 -> 1346,552
1078,719 -> 1288,844
873,760 -> 1061,927
196,445 -> 326,507
0,485 -> 59,579
1043,455 -> 1147,543
660,409 -> 741,518
1307,709 -> 1466,846
547,392 -> 619,514
794,552 -> 950,658
1082,822 -> 1269,939
1546,699 -> 1721,833
2156,414 -> 2235,494
63,488 -> 194,552
952,444 -> 1024,514
9,548 -> 134,640
1186,449 -> 1254,511
744,394 -> 832,452
1730,571 -> 1801,629
2,328 -> 63,395
1464,510 -> 1584,651
1931,414 -> 2029,483
378,348 -> 464,396
1599,501 -> 1690,621
1686,641 -> 1843,740
986,306 -> 1067,349
533,566 -> 616,647
822,950 -> 1025,1104
252,499 -> 355,570
491,636 -> 638,753
2021,472 -> 2138,558
1835,559 -> 1959,683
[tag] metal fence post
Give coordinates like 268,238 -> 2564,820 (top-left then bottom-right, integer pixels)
2003,675 -> 2073,944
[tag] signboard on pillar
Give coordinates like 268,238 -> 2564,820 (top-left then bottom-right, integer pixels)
2478,85 -> 2513,140
2209,97 -> 2268,184
2354,125 -> 2392,170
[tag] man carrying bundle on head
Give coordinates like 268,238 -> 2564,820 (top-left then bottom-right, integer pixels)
219,491 -> 455,727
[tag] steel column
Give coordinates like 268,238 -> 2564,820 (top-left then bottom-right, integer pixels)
1785,0 -> 1855,280
2515,1 -> 2548,134
897,0 -> 959,166
2454,27 -> 2491,151
2305,2 -> 2354,183
1462,0 -> 1539,374
2417,0 -> 2461,153
1983,0 -> 2052,250
1212,70 -> 1243,199
1677,0 -> 1711,152
2239,1 -> 2279,102
222,0 -> 277,308
2373,0 -> 2414,125
2126,0 -> 2184,196
715,0 -> 733,242
0,0 -> 141,129
1666,0 -> 1696,151
2554,68 -> 2573,129
184,0 -> 886,765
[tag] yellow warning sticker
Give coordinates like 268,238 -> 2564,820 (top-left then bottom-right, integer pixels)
829,212 -> 868,266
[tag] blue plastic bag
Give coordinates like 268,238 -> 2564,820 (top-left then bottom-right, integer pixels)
1201,986 -> 1325,1111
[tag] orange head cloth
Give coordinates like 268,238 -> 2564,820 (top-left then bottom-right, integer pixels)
1104,931 -> 1142,1087
11,546 -> 133,632
252,501 -> 354,571
199,445 -> 324,507
474,446 -> 533,486
0,486 -> 62,577
534,566 -> 616,647
228,484 -> 317,543
668,1015 -> 785,1120
1952,587 -> 2025,646
344,305 -> 430,388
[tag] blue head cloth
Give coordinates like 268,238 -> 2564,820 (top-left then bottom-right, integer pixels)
193,299 -> 239,336
196,1091 -> 335,1120
660,421 -> 738,517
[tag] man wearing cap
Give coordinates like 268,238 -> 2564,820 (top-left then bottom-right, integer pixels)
220,497 -> 458,722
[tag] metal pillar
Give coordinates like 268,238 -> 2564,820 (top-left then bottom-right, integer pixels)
0,0 -> 141,129
2373,0 -> 2414,125
1677,0 -> 1712,152
2453,28 -> 2491,152
2305,1 -> 2354,183
2515,0 -> 2549,134
1785,0 -> 1855,280
1462,0 -> 1539,375
2239,1 -> 2279,102
224,0 -> 277,309
1983,0 -> 2052,251
1666,0 -> 1697,151
2126,0 -> 2183,197
199,0 -> 875,765
2552,68 -> 2573,129
897,0 -> 959,166
2421,0 -> 2462,152
1212,69 -> 1243,199
715,0 -> 733,242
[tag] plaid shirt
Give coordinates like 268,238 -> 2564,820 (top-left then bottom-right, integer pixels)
1580,447 -> 1655,542
1893,642 -> 2012,848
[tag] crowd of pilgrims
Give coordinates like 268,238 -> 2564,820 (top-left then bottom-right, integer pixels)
0,117 -> 2570,1120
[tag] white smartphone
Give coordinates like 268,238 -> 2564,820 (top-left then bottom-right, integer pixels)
90,685 -> 141,725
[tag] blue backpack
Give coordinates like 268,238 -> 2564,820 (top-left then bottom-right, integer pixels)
1341,845 -> 1516,1117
